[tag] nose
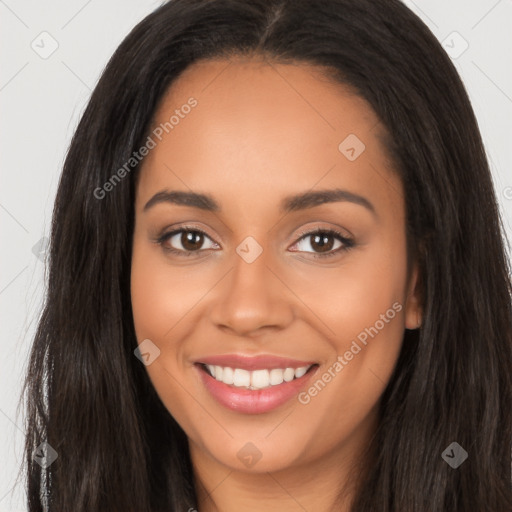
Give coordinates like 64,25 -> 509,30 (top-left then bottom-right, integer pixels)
208,244 -> 295,337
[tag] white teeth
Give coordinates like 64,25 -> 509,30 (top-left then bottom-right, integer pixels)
283,368 -> 295,382
204,364 -> 312,389
269,368 -> 284,385
233,368 -> 250,387
214,365 -> 223,381
251,369 -> 270,389
294,366 -> 308,378
222,366 -> 234,385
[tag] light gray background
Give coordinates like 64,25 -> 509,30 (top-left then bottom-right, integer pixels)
1,1 -> 511,510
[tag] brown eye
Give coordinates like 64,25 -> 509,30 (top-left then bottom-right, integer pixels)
290,228 -> 355,258
180,231 -> 204,251
158,228 -> 219,255
309,233 -> 336,253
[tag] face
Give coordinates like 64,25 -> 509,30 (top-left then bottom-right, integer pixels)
131,56 -> 421,478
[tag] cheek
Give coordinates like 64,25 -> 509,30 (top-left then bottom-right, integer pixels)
290,235 -> 407,413
130,240 -> 203,431
332,236 -> 407,373
130,239 -> 205,343
287,227 -> 407,342
130,239 -> 193,397
130,237 -> 222,385
131,251 -> 171,343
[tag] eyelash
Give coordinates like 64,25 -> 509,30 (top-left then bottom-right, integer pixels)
155,225 -> 355,259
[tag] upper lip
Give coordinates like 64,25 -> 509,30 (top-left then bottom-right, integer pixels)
195,354 -> 317,371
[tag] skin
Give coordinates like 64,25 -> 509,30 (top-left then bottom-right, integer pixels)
131,56 -> 422,512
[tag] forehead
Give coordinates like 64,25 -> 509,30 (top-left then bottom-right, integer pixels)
136,56 -> 402,218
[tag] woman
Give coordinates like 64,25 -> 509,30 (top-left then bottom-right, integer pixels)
21,0 -> 512,510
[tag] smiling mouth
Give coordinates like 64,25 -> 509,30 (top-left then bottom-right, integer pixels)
198,362 -> 319,390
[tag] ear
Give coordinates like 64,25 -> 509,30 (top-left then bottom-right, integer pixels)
404,262 -> 422,330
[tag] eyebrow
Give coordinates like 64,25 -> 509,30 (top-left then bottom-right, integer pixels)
143,188 -> 376,216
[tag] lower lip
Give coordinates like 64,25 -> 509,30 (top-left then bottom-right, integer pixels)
195,364 -> 318,414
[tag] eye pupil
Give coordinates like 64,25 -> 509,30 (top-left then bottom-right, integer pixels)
311,233 -> 334,253
182,231 -> 203,250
